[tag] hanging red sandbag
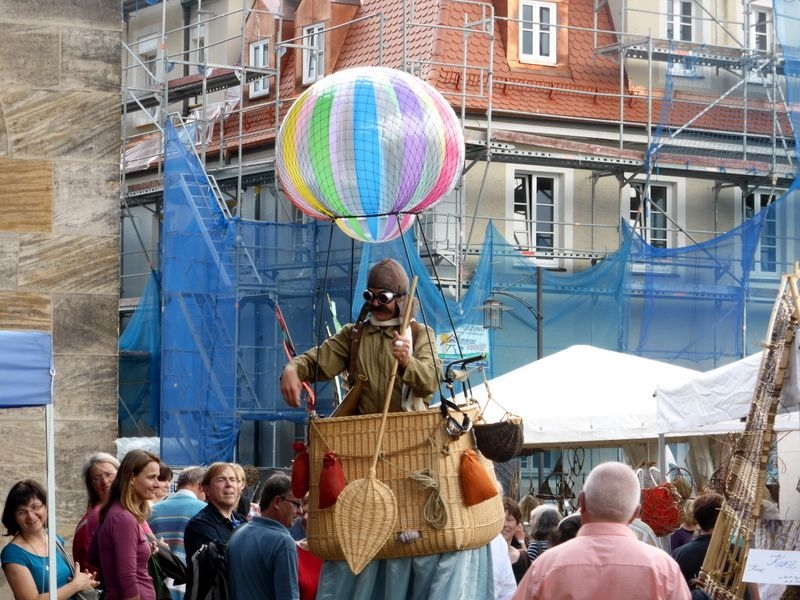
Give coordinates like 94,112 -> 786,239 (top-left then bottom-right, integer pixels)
291,441 -> 310,500
318,450 -> 347,509
459,449 -> 498,507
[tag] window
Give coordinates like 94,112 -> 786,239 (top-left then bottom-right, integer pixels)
513,173 -> 555,254
668,1 -> 695,43
746,191 -> 778,273
630,184 -> 668,248
249,40 -> 270,98
137,36 -> 162,90
192,24 -> 207,74
519,1 -> 557,65
751,8 -> 771,52
302,23 -> 325,85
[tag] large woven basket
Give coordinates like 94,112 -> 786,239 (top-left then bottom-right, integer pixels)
306,402 -> 504,560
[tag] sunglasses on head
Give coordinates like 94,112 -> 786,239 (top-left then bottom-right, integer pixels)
363,289 -> 406,305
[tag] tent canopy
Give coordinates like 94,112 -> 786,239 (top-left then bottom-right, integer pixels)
455,345 -> 700,448
656,341 -> 800,433
0,330 -> 52,407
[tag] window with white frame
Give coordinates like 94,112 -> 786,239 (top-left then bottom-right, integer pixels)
192,23 -> 207,73
249,40 -> 270,98
519,1 -> 557,65
513,173 -> 556,255
302,23 -> 325,85
751,8 -> 772,52
746,191 -> 778,273
137,36 -> 162,90
629,184 -> 669,248
667,0 -> 696,43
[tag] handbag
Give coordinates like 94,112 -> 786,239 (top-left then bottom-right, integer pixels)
54,538 -> 102,600
149,544 -> 187,600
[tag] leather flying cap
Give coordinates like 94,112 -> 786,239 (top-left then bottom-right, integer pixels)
367,259 -> 409,294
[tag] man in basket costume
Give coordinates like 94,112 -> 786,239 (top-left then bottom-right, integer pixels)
280,259 -> 503,599
280,258 -> 440,414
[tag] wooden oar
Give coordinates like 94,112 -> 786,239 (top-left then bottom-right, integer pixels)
333,276 -> 418,574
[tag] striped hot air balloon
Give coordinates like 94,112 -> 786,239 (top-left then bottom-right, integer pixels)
275,66 -> 465,243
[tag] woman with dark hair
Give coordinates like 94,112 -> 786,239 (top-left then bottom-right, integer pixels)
73,451 -> 120,574
501,497 -> 530,583
89,449 -> 162,600
1,479 -> 99,599
548,514 -> 582,547
526,505 -> 563,562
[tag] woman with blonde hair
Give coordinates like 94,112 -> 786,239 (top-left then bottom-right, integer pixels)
89,449 -> 162,600
73,451 -> 120,574
670,498 -> 697,552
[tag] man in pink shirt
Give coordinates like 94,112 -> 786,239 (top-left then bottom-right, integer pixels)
512,462 -> 691,600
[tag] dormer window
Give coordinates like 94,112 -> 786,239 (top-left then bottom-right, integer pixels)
249,40 -> 270,98
519,1 -> 557,65
302,23 -> 325,85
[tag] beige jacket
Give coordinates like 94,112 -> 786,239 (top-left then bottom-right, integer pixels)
290,320 -> 441,414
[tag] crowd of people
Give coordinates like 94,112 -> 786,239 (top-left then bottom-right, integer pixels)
0,454 -> 793,600
0,454 -> 313,600
1,258 -> 792,599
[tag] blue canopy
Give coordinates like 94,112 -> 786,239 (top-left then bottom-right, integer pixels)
0,330 -> 53,407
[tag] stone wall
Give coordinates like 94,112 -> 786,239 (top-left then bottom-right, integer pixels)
0,1 -> 121,596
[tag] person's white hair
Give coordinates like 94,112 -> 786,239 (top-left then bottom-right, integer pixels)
581,461 -> 640,523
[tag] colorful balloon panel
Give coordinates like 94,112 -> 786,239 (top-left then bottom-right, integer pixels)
275,66 -> 465,243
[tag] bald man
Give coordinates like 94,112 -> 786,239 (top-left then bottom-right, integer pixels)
512,462 -> 690,600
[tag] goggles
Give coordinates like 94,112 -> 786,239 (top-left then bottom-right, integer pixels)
363,289 -> 406,305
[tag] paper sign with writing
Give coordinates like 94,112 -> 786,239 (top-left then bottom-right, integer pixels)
742,549 -> 800,584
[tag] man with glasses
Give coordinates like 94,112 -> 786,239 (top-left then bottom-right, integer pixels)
280,258 -> 440,414
226,473 -> 300,600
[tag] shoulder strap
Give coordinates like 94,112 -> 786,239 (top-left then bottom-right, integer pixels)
347,323 -> 364,387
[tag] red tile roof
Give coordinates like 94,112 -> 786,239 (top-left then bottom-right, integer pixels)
127,0 -> 792,169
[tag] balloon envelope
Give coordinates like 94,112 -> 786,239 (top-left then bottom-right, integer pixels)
276,67 -> 465,242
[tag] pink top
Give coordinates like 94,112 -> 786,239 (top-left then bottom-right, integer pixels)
512,522 -> 691,600
89,502 -> 155,600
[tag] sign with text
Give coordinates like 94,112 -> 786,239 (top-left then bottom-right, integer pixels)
742,549 -> 800,585
437,324 -> 489,361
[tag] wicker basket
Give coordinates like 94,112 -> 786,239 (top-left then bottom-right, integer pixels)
306,402 -> 505,560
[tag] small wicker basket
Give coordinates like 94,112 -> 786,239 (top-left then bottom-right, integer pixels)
306,402 -> 505,560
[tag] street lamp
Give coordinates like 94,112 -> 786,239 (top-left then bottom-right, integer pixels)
478,268 -> 544,360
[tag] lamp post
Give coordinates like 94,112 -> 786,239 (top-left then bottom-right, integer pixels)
479,267 -> 543,360
478,266 -> 545,491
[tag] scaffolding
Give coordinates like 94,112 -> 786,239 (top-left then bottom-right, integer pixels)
121,0 -> 795,296
117,0 -> 799,466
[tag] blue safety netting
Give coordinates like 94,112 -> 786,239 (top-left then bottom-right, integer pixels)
119,271 -> 161,435
118,2 -> 800,464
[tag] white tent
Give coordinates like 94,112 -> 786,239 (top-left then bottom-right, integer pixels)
656,342 -> 800,433
455,345 -> 700,447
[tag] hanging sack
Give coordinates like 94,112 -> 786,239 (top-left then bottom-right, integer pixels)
464,367 -> 524,462
291,441 -> 310,499
638,466 -> 682,537
318,450 -> 347,509
473,415 -> 524,463
460,449 -> 499,506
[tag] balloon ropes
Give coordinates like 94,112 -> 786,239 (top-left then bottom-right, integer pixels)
274,66 -> 470,407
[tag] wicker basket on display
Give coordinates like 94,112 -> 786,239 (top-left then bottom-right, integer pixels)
306,401 -> 505,561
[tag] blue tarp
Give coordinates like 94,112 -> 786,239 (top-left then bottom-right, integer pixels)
0,330 -> 53,408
